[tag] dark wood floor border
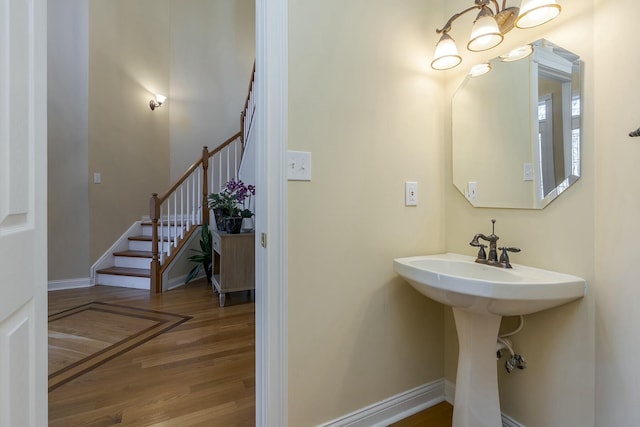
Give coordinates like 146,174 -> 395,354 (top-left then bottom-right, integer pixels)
48,302 -> 192,392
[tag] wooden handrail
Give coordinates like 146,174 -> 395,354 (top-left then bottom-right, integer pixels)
241,62 -> 256,146
156,131 -> 242,205
242,62 -> 256,120
206,131 -> 243,160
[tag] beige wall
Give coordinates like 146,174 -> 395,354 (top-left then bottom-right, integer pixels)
47,0 -> 90,281
594,0 -> 640,423
287,0 -> 447,425
88,0 -> 172,262
169,0 -> 255,182
442,1 -> 596,425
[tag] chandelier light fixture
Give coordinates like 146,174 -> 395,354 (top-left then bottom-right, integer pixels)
431,0 -> 561,70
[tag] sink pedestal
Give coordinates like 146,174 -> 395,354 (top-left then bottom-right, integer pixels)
452,308 -> 502,427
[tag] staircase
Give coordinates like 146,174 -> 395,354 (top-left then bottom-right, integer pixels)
91,62 -> 256,293
95,221 -> 181,289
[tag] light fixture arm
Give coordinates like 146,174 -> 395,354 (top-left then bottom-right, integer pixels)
436,5 -> 482,34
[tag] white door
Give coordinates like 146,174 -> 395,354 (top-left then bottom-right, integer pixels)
0,0 -> 48,426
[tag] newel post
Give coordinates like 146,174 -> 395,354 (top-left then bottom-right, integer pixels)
201,146 -> 210,226
150,193 -> 161,293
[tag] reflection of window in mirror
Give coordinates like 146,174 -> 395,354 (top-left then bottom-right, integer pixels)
571,95 -> 581,176
538,94 -> 555,198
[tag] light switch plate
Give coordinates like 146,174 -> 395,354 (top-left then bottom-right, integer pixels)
94,172 -> 102,184
523,163 -> 534,181
467,181 -> 478,202
287,150 -> 312,181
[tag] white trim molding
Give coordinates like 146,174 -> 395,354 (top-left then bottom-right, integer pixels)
255,0 -> 288,425
319,380 -> 445,427
48,278 -> 91,291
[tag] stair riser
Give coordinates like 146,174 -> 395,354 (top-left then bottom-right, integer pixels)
129,240 -> 173,253
96,274 -> 150,290
114,256 -> 152,269
141,224 -> 189,237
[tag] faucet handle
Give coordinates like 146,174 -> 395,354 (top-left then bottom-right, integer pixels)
498,246 -> 520,268
499,247 -> 521,253
472,243 -> 487,263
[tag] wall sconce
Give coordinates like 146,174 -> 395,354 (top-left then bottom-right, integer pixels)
149,94 -> 167,111
431,0 -> 561,70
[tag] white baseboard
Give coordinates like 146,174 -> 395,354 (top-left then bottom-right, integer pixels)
444,379 -> 456,405
318,379 -> 445,427
48,278 -> 92,291
444,379 -> 525,427
164,273 -> 205,291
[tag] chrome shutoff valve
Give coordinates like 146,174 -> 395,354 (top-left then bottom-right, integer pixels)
505,354 -> 527,373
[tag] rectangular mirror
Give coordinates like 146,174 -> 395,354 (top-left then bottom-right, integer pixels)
452,39 -> 582,209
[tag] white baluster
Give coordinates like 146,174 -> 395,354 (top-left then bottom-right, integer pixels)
158,204 -> 165,264
197,172 -> 202,224
180,185 -> 184,239
173,192 -> 177,250
165,198 -> 171,257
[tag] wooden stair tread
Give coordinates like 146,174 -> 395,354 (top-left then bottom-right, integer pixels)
113,250 -> 153,258
128,235 -> 174,242
128,235 -> 152,242
96,267 -> 151,278
141,221 -> 189,226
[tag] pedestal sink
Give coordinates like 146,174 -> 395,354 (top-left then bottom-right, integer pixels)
393,253 -> 586,427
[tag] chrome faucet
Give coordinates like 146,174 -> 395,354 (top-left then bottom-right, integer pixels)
469,219 -> 520,268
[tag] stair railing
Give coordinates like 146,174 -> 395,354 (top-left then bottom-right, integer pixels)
149,63 -> 256,293
241,61 -> 256,148
149,132 -> 242,293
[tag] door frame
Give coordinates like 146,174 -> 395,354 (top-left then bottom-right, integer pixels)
255,0 -> 288,424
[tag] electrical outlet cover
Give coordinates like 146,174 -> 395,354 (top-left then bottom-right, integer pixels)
405,182 -> 418,206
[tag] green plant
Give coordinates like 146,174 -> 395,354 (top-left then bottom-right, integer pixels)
208,192 -> 240,217
208,179 -> 255,218
185,222 -> 213,284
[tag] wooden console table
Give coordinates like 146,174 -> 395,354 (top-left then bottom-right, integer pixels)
211,230 -> 255,307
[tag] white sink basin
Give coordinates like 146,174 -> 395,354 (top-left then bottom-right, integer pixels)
393,253 -> 586,427
393,253 -> 586,316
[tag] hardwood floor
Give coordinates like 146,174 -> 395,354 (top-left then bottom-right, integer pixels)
389,402 -> 453,426
49,282 -> 451,426
48,280 -> 255,426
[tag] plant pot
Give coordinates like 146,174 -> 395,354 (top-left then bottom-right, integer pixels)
224,217 -> 243,234
241,217 -> 254,232
213,208 -> 227,231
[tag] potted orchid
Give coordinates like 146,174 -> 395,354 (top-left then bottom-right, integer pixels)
208,179 -> 255,234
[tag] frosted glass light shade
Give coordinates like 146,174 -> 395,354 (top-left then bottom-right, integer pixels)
467,15 -> 503,52
469,63 -> 492,77
155,94 -> 167,104
431,34 -> 462,70
515,0 -> 561,28
499,44 -> 533,62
